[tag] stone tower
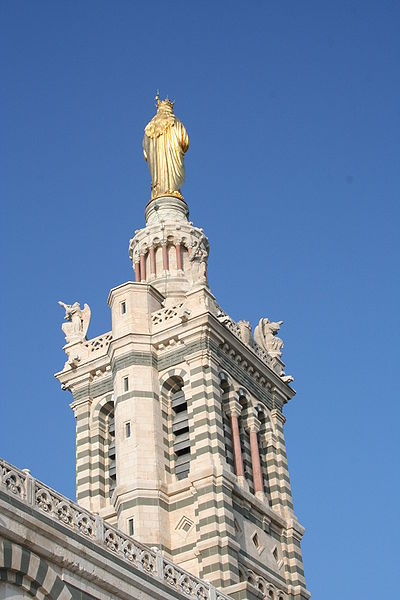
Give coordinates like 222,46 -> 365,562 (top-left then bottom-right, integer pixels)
55,100 -> 310,600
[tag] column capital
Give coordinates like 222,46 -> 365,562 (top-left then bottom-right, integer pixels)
247,415 -> 261,433
226,398 -> 242,418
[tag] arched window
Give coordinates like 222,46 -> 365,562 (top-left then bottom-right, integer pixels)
97,399 -> 115,499
107,409 -> 116,497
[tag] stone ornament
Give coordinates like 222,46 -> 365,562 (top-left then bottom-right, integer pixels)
237,320 -> 252,345
58,301 -> 91,344
254,318 -> 284,358
188,234 -> 209,286
143,95 -> 189,201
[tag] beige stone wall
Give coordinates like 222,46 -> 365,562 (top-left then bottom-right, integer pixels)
0,457 -> 228,600
55,272 -> 309,600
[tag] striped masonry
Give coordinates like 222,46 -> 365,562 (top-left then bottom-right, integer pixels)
187,355 -> 239,588
75,392 -> 114,508
0,539 -> 72,599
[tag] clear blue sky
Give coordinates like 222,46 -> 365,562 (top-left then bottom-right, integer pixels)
1,2 -> 399,598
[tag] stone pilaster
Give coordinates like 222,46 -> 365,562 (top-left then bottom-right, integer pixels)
281,520 -> 309,600
187,350 -> 239,588
270,408 -> 294,516
69,376 -> 92,509
108,281 -> 168,547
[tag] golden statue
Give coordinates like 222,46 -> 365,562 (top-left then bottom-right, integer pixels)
143,96 -> 189,201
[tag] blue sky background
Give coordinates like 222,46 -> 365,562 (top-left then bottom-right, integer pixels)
1,2 -> 399,597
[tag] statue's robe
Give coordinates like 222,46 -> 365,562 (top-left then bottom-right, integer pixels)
143,114 -> 189,199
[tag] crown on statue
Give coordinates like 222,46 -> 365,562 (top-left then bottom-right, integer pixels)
155,93 -> 174,112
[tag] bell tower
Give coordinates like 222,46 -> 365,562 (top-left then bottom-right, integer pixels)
55,98 -> 310,600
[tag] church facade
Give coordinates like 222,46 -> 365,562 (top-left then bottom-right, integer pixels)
0,99 -> 310,600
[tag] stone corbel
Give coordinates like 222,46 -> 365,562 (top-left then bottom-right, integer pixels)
177,306 -> 191,322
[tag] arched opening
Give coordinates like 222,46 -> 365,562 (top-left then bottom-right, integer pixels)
0,583 -> 31,599
98,399 -> 115,499
162,375 -> 191,481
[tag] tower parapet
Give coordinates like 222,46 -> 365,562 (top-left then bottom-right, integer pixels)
129,195 -> 209,303
55,98 -> 309,600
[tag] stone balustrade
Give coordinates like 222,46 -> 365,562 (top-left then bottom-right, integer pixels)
0,457 -> 232,600
151,302 -> 185,328
84,331 -> 113,355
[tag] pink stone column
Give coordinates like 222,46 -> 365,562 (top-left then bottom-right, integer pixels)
134,261 -> 140,282
140,253 -> 146,282
176,242 -> 183,271
248,417 -> 263,496
162,242 -> 169,272
231,412 -> 245,478
149,246 -> 156,277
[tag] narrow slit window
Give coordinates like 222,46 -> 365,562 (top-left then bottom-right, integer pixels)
125,422 -> 131,438
121,301 -> 126,315
128,518 -> 134,536
123,377 -> 129,392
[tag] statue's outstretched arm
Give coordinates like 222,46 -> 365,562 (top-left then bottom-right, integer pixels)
58,300 -> 68,311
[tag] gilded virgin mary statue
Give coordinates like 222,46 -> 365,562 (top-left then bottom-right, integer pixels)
143,96 -> 189,201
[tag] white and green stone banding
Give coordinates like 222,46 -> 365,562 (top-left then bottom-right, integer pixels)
54,185 -> 309,599
0,540 -> 71,599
